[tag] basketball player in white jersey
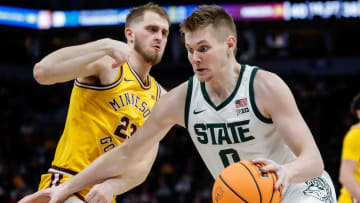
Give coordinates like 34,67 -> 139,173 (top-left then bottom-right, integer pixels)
19,5 -> 337,203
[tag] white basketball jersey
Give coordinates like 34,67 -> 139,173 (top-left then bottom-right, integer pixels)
185,64 -> 296,179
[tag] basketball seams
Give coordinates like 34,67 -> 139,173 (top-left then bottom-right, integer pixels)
219,175 -> 248,203
269,172 -> 275,203
213,161 -> 281,203
238,162 -> 263,203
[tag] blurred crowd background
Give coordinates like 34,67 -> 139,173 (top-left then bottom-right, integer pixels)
1,0 -> 360,202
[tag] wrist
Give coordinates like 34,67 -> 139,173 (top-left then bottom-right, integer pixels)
99,38 -> 114,57
59,181 -> 75,197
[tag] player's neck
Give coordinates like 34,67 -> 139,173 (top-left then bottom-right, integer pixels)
128,53 -> 152,83
205,61 -> 241,104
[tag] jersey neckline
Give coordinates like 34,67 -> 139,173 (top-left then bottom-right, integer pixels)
200,64 -> 246,111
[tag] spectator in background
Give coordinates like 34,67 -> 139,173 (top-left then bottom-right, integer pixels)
338,93 -> 360,203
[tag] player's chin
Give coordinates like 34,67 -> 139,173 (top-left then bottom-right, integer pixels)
196,74 -> 212,82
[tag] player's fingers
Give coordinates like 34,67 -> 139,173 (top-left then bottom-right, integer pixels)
19,191 -> 51,203
48,198 -> 57,203
261,163 -> 280,172
18,195 -> 32,203
274,171 -> 285,189
112,62 -> 121,69
88,196 -> 99,203
281,181 -> 288,196
85,189 -> 96,202
252,158 -> 272,165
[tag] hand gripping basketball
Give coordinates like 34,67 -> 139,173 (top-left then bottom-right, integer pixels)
212,160 -> 282,203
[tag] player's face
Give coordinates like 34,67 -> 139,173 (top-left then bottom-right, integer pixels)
184,26 -> 229,82
133,11 -> 169,65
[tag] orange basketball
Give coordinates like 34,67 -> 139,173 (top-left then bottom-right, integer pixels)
212,160 -> 282,203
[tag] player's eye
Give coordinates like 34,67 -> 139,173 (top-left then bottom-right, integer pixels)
198,46 -> 209,52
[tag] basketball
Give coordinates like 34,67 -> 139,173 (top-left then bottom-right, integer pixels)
212,160 -> 282,203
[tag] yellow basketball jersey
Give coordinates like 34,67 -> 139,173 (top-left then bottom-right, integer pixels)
338,123 -> 360,203
38,62 -> 160,201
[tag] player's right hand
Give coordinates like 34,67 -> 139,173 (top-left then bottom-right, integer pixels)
104,39 -> 130,69
18,187 -> 68,203
85,182 -> 114,203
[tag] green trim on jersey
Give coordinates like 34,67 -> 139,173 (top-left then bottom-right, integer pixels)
185,76 -> 194,129
200,64 -> 246,111
249,68 -> 273,124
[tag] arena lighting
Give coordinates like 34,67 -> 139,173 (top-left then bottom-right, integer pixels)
0,5 -> 50,29
221,3 -> 285,21
1,1 -> 360,29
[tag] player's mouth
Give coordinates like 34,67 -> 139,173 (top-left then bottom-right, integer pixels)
152,45 -> 161,51
195,67 -> 208,74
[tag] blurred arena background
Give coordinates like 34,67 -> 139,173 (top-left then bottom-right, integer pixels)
0,0 -> 359,202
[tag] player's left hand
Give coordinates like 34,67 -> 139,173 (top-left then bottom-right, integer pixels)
85,182 -> 114,203
18,188 -> 51,203
252,158 -> 288,196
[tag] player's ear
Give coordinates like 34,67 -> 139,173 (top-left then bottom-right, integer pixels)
125,27 -> 134,44
225,35 -> 236,56
356,109 -> 360,120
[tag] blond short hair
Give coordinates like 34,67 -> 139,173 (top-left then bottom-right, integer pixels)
180,5 -> 237,54
125,2 -> 170,28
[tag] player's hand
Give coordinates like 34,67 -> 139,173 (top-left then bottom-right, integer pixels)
104,39 -> 130,68
18,186 -> 68,203
252,158 -> 288,196
85,182 -> 114,203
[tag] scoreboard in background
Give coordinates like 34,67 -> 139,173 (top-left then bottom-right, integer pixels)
1,1 -> 360,29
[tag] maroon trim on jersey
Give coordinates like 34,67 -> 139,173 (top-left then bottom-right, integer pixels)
74,193 -> 86,201
156,82 -> 161,101
49,173 -> 63,188
74,64 -> 123,90
49,173 -> 54,188
127,62 -> 151,90
50,165 -> 78,176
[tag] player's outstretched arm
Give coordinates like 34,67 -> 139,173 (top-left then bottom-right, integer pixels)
84,143 -> 160,203
33,38 -> 129,85
252,70 -> 323,193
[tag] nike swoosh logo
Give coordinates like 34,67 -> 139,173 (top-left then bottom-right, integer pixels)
193,109 -> 206,114
124,78 -> 134,82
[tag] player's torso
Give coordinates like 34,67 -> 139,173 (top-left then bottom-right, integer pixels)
185,65 -> 295,179
51,62 -> 160,173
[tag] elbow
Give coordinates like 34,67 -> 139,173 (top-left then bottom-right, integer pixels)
318,162 -> 325,177
136,168 -> 151,185
316,155 -> 325,177
33,63 -> 53,85
338,174 -> 344,185
338,169 -> 347,185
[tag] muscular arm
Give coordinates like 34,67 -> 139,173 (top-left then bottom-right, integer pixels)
33,38 -> 129,85
58,82 -> 188,199
85,143 -> 159,202
254,70 -> 323,183
339,159 -> 360,201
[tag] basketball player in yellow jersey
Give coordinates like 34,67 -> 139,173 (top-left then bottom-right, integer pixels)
20,3 -> 170,203
339,93 -> 360,203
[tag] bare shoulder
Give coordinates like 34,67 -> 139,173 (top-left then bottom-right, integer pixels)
253,69 -> 286,96
253,69 -> 293,117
